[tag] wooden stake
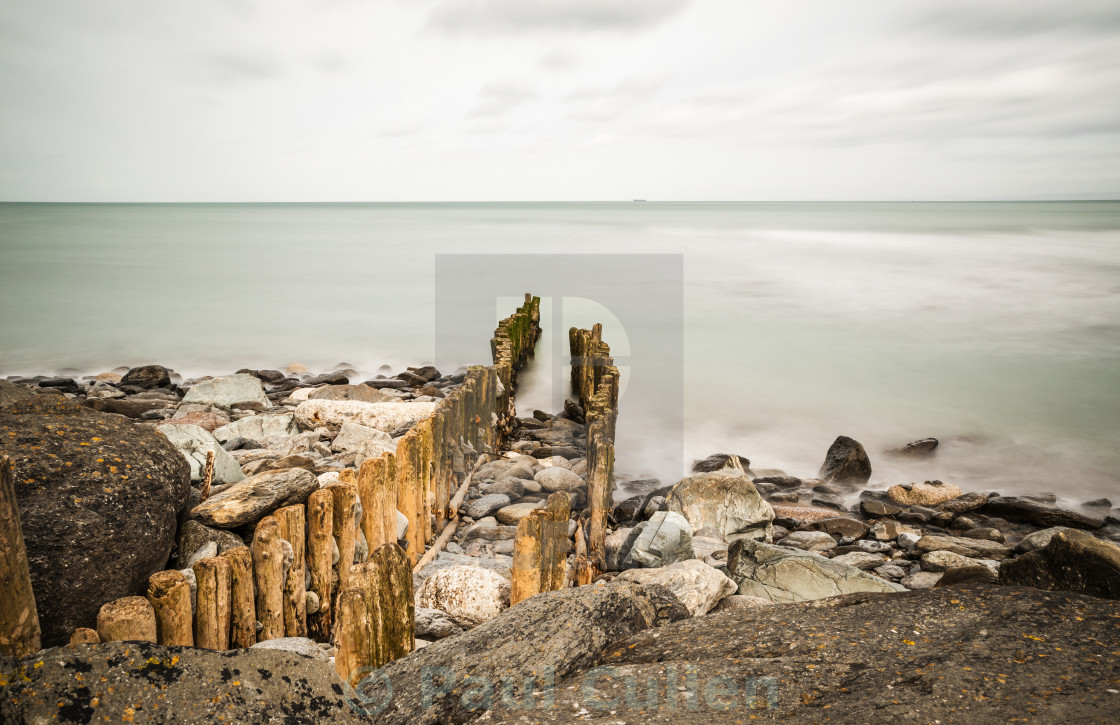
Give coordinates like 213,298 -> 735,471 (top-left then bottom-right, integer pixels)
274,504 -> 307,638
541,492 -> 571,593
96,596 -> 157,644
370,543 -> 414,666
574,555 -> 596,586
251,515 -> 285,641
200,449 -> 215,501
326,481 -> 358,606
510,510 -> 544,606
146,570 -> 193,647
220,546 -> 256,648
357,453 -> 397,555
192,556 -> 231,650
306,488 -> 334,642
334,585 -> 372,687
0,454 -> 40,658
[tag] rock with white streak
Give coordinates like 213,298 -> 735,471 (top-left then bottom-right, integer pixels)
157,422 -> 245,486
190,468 -> 318,528
294,399 -> 437,432
212,413 -> 297,444
416,565 -> 510,628
615,559 -> 737,616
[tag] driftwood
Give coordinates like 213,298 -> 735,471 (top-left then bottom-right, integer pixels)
251,515 -> 285,641
146,570 -> 193,647
200,449 -> 215,501
0,454 -> 40,657
97,596 -> 157,644
274,504 -> 307,638
192,556 -> 231,650
306,488 -> 334,641
220,546 -> 256,648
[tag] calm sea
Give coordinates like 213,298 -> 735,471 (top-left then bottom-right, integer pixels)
2,202 -> 1118,501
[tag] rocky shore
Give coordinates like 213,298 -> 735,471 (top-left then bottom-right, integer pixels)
3,361 -> 1120,723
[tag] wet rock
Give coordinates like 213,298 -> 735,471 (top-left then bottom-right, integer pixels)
778,530 -> 837,552
182,374 -> 271,410
667,469 -> 774,542
615,559 -> 736,616
981,496 -> 1105,530
887,480 -> 963,507
915,534 -> 1012,560
157,422 -> 245,486
416,565 -> 510,627
621,511 -> 695,568
999,529 -> 1120,599
190,468 -> 318,528
885,437 -> 939,457
727,539 -> 905,603
753,474 -> 801,488
861,499 -> 903,518
304,372 -> 350,386
691,453 -> 750,473
817,435 -> 872,485
120,364 -> 172,389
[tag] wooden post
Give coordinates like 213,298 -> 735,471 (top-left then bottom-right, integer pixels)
220,546 -> 256,648
541,492 -> 571,593
335,543 -> 414,685
146,570 -> 193,647
396,430 -> 423,565
510,511 -> 544,606
201,449 -> 215,501
69,628 -> 99,645
192,556 -> 231,650
274,504 -> 307,638
306,488 -> 334,642
0,454 -> 40,658
357,453 -> 397,555
251,515 -> 285,641
96,596 -> 157,644
326,481 -> 358,603
415,417 -> 434,546
574,556 -> 595,586
334,586 -> 373,687
587,437 -> 613,569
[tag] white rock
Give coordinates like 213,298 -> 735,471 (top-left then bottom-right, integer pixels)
317,471 -> 341,487
415,565 -> 510,628
157,423 -> 245,486
288,387 -> 316,402
356,437 -> 397,467
667,469 -> 774,542
396,510 -> 409,540
213,413 -> 297,444
294,399 -> 437,432
534,467 -> 584,493
182,374 -> 271,410
615,559 -> 737,616
331,421 -> 391,453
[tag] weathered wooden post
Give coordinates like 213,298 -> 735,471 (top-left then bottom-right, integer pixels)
193,556 -> 232,650
221,546 -> 256,648
396,431 -> 423,565
542,492 -> 571,593
334,586 -> 372,687
306,488 -> 334,641
0,454 -> 40,658
146,570 -> 194,647
275,504 -> 307,638
326,481 -> 358,603
357,453 -> 398,553
510,511 -> 544,606
97,596 -> 157,644
587,435 -> 613,568
251,515 -> 285,641
335,543 -> 414,685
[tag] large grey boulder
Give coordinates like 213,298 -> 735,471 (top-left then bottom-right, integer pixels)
999,529 -> 1120,599
415,564 -> 511,627
981,496 -> 1105,530
621,510 -> 695,568
615,559 -> 736,616
534,466 -> 584,493
465,493 -> 511,520
915,534 -> 1012,560
727,538 -> 905,603
330,420 -> 392,453
157,422 -> 245,486
818,435 -> 872,485
181,374 -> 271,410
294,399 -> 437,432
666,469 -> 774,542
212,412 -> 297,444
190,467 -> 318,528
1014,526 -> 1072,554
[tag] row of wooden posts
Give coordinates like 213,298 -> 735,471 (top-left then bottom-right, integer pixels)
0,296 -> 543,685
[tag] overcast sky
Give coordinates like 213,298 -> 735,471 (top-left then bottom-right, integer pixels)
1,0 -> 1117,201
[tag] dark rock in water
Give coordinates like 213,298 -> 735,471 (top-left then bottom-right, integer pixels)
366,583 -> 688,724
532,409 -> 552,422
812,483 -> 843,495
936,565 -> 997,586
818,435 -> 872,485
0,641 -> 365,724
1000,529 -> 1120,599
0,395 -> 190,646
363,378 -> 410,389
811,495 -> 847,511
1084,498 -> 1112,508
981,496 -> 1104,530
396,366 -> 440,386
121,364 -> 171,389
753,474 -> 801,488
254,369 -> 288,384
304,372 -> 349,386
414,385 -> 444,398
482,586 -> 1120,724
860,499 -> 902,518
936,491 -> 991,515
885,437 -> 939,457
37,377 -> 82,394
563,398 -> 586,423
691,453 -> 750,473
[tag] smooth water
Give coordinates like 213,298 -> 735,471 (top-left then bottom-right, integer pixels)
2,202 -> 1119,501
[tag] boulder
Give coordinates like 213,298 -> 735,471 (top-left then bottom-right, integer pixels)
615,559 -> 736,616
804,516 -> 869,539
415,565 -> 511,628
355,437 -> 396,468
308,384 -> 395,403
691,453 -> 750,473
166,410 -> 229,432
885,437 -> 939,457
465,493 -> 511,520
0,395 -> 190,646
620,511 -> 695,568
534,466 -> 584,493
915,534 -> 1013,560
727,539 -> 905,603
329,421 -> 391,454
157,422 -> 245,486
830,551 -> 888,570
666,469 -> 774,542
212,413 -> 297,444
860,499 -> 903,518
485,478 -> 526,499
778,530 -> 838,552
772,504 -> 845,525
181,374 -> 271,410
711,594 -> 776,612
175,520 -> 245,567
901,571 -> 943,589
1014,526 -> 1072,554
604,527 -> 634,571
249,636 -> 333,663
370,582 -> 688,724
415,607 -> 465,640
887,481 -> 963,507
495,501 -> 544,525
817,435 -> 872,485
0,641 -> 365,724
920,549 -> 982,573
981,496 -> 1105,530
936,565 -> 998,586
120,364 -> 171,389
999,530 -> 1120,599
190,468 -> 318,528
294,399 -> 436,432
936,491 -> 991,515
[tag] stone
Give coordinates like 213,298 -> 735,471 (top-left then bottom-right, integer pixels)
486,478 -> 525,499
691,453 -> 750,473
355,437 -> 396,468
936,491 -> 991,514
753,475 -> 802,488
304,372 -> 350,386
887,481 -> 963,507
830,551 -> 888,570
920,549 -> 981,572
175,520 -> 245,568
294,399 -> 437,432
609,495 -> 645,524
190,468 -> 319,529
621,511 -> 695,568
870,520 -> 921,542
307,384 -> 394,403
615,559 -> 736,616
416,565 -> 511,628
885,437 -> 939,457
818,435 -> 872,485
805,516 -> 869,539
1014,526 -> 1071,554
981,497 -> 1105,530
901,571 -> 943,589
465,493 -> 511,520
249,636 -> 333,663
495,501 -> 544,525
181,374 -> 271,410
0,641 -> 365,723
0,396 -> 190,646
778,530 -> 838,552
874,563 -> 908,579
937,566 -> 998,586
861,499 -> 903,518
667,469 -> 774,542
415,607 -> 465,640
772,505 -> 843,526
604,527 -> 633,571
534,466 -> 584,493
727,539 -> 905,603
999,529 -> 1120,598
916,534 -> 1013,560
157,422 -> 245,486
711,594 -> 775,612
83,396 -> 175,419
897,532 -> 921,549
329,420 -> 391,453
165,410 -> 229,432
212,413 -> 297,444
120,365 -> 171,389
963,526 -> 1005,542
396,510 -> 409,540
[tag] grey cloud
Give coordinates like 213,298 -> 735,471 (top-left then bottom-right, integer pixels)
429,0 -> 688,33
468,82 -> 537,118
914,0 -> 1120,37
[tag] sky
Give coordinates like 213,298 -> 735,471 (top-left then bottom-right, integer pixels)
0,0 -> 1118,201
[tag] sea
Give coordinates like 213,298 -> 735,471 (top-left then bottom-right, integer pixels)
2,201 -> 1118,503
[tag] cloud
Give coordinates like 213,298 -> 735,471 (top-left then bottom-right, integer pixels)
914,0 -> 1120,38
429,0 -> 688,33
309,52 -> 347,73
468,81 -> 538,118
537,49 -> 579,71
206,52 -> 283,82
